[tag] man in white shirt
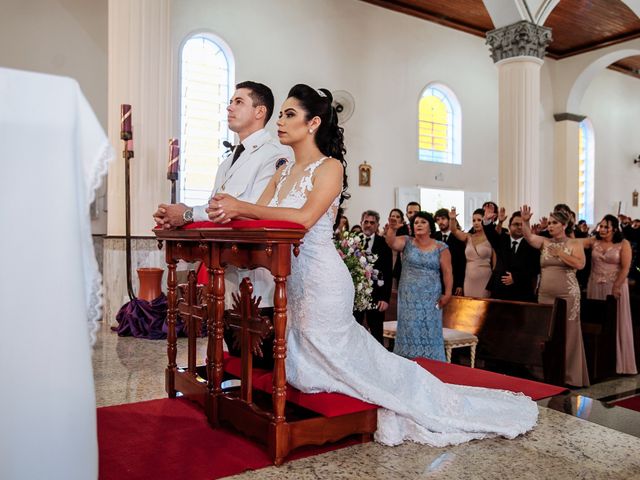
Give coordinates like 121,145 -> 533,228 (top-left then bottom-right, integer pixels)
154,81 -> 289,226
153,81 -> 291,312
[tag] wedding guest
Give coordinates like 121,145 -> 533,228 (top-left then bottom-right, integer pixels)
387,208 -> 406,282
388,208 -> 405,232
353,210 -> 393,344
482,201 -> 508,234
521,205 -> 590,387
434,208 -> 465,296
574,220 -> 589,238
333,209 -> 350,239
397,201 -> 421,236
483,209 -> 539,302
350,224 -> 363,234
449,207 -> 494,298
583,215 -> 637,374
385,212 -> 452,360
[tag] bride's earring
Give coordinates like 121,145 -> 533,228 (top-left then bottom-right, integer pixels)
309,129 -> 314,134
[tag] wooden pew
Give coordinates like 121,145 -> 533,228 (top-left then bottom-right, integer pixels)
442,296 -> 567,386
580,295 -> 617,382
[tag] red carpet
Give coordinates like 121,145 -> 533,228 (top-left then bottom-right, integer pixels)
414,358 -> 567,400
97,398 -> 360,480
612,395 -> 640,412
98,363 -> 565,479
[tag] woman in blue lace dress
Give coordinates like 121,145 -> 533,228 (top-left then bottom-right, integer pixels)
385,211 -> 453,360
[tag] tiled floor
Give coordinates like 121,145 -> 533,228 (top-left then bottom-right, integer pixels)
94,322 -> 640,479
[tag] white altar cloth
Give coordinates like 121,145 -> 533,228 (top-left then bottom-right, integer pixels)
0,68 -> 113,480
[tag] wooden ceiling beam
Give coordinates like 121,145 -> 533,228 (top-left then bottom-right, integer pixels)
361,0 -> 489,37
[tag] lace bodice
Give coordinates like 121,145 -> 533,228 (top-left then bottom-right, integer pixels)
268,157 -> 339,247
590,241 -> 622,284
541,239 -> 575,271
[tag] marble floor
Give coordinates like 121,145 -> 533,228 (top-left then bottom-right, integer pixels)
94,322 -> 640,479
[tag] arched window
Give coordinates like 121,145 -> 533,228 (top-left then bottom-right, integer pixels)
578,118 -> 594,224
418,83 -> 461,164
179,33 -> 234,205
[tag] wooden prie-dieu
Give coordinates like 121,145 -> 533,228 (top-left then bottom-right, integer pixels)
154,222 -> 377,465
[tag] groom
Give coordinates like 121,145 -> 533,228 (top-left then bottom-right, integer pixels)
354,210 -> 393,345
153,81 -> 291,366
153,81 -> 290,227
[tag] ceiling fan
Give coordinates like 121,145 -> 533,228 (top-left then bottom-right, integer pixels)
331,90 -> 355,124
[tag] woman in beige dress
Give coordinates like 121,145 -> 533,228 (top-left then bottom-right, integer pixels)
521,205 -> 589,387
449,207 -> 494,298
583,215 -> 637,374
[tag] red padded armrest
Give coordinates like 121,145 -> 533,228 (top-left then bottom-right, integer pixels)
184,220 -> 305,230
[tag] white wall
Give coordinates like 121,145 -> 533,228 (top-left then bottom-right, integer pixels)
0,0 -> 109,233
171,0 -> 500,226
580,68 -> 640,222
4,0 -> 636,233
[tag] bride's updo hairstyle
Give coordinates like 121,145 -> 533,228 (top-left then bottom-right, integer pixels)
287,84 -> 350,205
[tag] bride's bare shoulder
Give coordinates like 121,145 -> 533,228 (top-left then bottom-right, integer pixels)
318,157 -> 344,173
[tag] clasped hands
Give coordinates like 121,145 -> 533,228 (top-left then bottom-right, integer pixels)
207,193 -> 242,223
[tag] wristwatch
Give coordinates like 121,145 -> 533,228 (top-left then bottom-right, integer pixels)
182,208 -> 194,224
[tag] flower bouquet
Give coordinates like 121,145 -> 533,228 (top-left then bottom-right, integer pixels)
334,231 -> 383,311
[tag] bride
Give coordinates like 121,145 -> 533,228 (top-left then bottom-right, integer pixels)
208,84 -> 538,446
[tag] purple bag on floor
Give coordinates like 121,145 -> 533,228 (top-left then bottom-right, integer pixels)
114,295 -> 168,340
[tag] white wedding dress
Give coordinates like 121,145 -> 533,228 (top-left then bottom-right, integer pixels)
269,158 -> 538,446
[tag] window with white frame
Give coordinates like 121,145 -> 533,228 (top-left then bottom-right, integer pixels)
180,33 -> 234,205
418,83 -> 461,165
578,118 -> 594,224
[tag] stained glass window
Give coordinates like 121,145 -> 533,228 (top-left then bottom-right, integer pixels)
180,34 -> 234,205
578,119 -> 594,224
418,84 -> 461,164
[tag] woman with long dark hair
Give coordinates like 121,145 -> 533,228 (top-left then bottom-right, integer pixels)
583,215 -> 636,374
387,208 -> 406,282
209,84 -> 537,446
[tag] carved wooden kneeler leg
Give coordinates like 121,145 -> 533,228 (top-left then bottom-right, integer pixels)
165,260 -> 178,398
270,274 -> 289,465
207,266 -> 225,427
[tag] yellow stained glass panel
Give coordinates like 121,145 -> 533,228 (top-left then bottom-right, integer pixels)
419,96 -> 448,153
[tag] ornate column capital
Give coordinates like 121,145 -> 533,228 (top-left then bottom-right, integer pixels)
486,20 -> 552,63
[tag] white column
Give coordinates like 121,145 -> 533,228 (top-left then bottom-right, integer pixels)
486,21 -> 552,213
496,57 -> 543,213
107,0 -> 173,236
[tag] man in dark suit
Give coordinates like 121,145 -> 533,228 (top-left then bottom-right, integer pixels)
396,201 -> 421,236
354,210 -> 393,344
483,210 -> 540,302
434,208 -> 466,296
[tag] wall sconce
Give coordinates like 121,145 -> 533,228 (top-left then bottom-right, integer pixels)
634,154 -> 640,165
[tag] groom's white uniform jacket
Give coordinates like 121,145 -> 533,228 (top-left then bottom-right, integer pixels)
193,128 -> 291,308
